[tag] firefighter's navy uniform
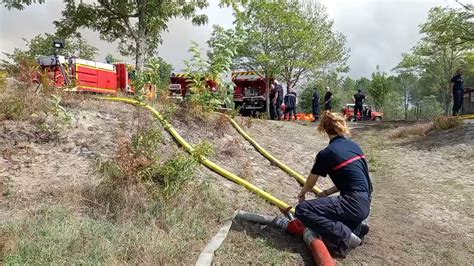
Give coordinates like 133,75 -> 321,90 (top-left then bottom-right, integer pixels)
284,92 -> 297,120
312,91 -> 320,121
295,135 -> 373,258
451,73 -> 464,116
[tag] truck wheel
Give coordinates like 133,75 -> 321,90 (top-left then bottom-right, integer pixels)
375,116 -> 382,121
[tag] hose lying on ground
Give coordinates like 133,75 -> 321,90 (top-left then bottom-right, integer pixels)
459,114 -> 474,120
98,97 -> 335,266
216,112 -> 322,195
98,96 -> 295,213
195,210 -> 335,266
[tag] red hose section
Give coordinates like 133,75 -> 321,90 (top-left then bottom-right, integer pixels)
309,238 -> 336,266
287,219 -> 335,266
287,219 -> 305,237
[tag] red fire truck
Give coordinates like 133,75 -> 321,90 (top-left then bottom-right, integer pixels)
232,71 -> 270,116
36,55 -> 155,98
169,72 -> 218,99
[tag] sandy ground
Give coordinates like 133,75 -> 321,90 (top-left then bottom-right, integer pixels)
1,99 -> 473,264
0,100 -> 150,220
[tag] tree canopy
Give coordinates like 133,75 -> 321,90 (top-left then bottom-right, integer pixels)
396,4 -> 472,114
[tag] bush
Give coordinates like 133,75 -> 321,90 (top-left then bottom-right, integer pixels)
390,123 -> 434,139
433,116 -> 462,130
0,86 -> 50,121
92,127 -> 211,218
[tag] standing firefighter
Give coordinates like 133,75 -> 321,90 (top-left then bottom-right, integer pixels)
352,89 -> 366,121
451,68 -> 464,116
323,87 -> 334,111
312,89 -> 320,122
284,91 -> 297,120
295,111 -> 372,258
274,81 -> 284,120
269,84 -> 277,120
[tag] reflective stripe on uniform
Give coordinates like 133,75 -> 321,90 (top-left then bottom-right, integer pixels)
333,155 -> 366,170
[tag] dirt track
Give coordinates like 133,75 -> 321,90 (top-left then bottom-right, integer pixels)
1,99 -> 473,264
213,118 -> 474,264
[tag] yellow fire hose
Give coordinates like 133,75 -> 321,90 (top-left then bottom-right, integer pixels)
459,114 -> 474,120
98,96 -> 295,213
216,112 -> 322,195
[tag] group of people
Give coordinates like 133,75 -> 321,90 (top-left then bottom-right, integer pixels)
263,68 -> 467,260
269,80 -> 299,120
311,87 -> 334,121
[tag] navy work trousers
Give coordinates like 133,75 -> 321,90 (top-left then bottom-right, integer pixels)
285,107 -> 296,119
275,99 -> 283,120
452,90 -> 463,115
295,193 -> 370,258
354,104 -> 363,121
312,104 -> 320,120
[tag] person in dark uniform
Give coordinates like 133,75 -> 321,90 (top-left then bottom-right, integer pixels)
269,84 -> 277,120
352,89 -> 366,122
312,89 -> 320,122
295,111 -> 373,258
450,68 -> 464,116
284,91 -> 297,120
274,81 -> 284,120
323,87 -> 333,111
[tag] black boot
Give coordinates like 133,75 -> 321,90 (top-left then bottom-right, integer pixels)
353,222 -> 370,241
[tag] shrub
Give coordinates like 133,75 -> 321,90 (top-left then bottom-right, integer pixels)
390,123 -> 434,139
433,116 -> 462,130
132,126 -> 163,157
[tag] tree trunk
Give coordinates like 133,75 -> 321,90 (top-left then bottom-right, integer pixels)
135,2 -> 146,72
135,39 -> 145,72
404,91 -> 408,120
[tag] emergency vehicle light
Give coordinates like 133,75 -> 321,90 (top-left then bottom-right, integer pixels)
53,40 -> 65,49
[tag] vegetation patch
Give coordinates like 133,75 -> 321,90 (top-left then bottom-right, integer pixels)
433,116 -> 463,130
1,124 -> 230,264
390,123 -> 434,139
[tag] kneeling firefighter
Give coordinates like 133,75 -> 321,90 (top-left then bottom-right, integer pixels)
295,111 -> 372,258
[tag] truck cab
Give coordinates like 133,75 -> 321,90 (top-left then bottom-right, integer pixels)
169,72 -> 218,100
232,71 -> 269,116
342,103 -> 383,121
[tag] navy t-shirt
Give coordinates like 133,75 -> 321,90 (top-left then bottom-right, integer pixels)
311,136 -> 373,196
276,85 -> 284,101
312,91 -> 320,105
451,74 -> 464,92
324,91 -> 333,103
354,93 -> 365,106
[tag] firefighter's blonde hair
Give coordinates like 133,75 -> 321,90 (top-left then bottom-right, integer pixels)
318,111 -> 350,136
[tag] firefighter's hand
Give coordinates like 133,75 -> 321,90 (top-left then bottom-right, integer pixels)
297,190 -> 306,203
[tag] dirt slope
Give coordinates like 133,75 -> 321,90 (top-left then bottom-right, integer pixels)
1,98 -> 473,264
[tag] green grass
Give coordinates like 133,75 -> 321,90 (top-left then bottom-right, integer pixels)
0,121 -> 231,264
1,180 -> 230,264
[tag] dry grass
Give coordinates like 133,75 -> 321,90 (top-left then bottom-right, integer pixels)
0,84 -> 49,122
390,123 -> 434,139
433,116 -> 463,130
0,181 -> 229,264
0,121 -> 231,264
389,116 -> 462,139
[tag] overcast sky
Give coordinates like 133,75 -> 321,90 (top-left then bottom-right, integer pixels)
0,0 -> 462,78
